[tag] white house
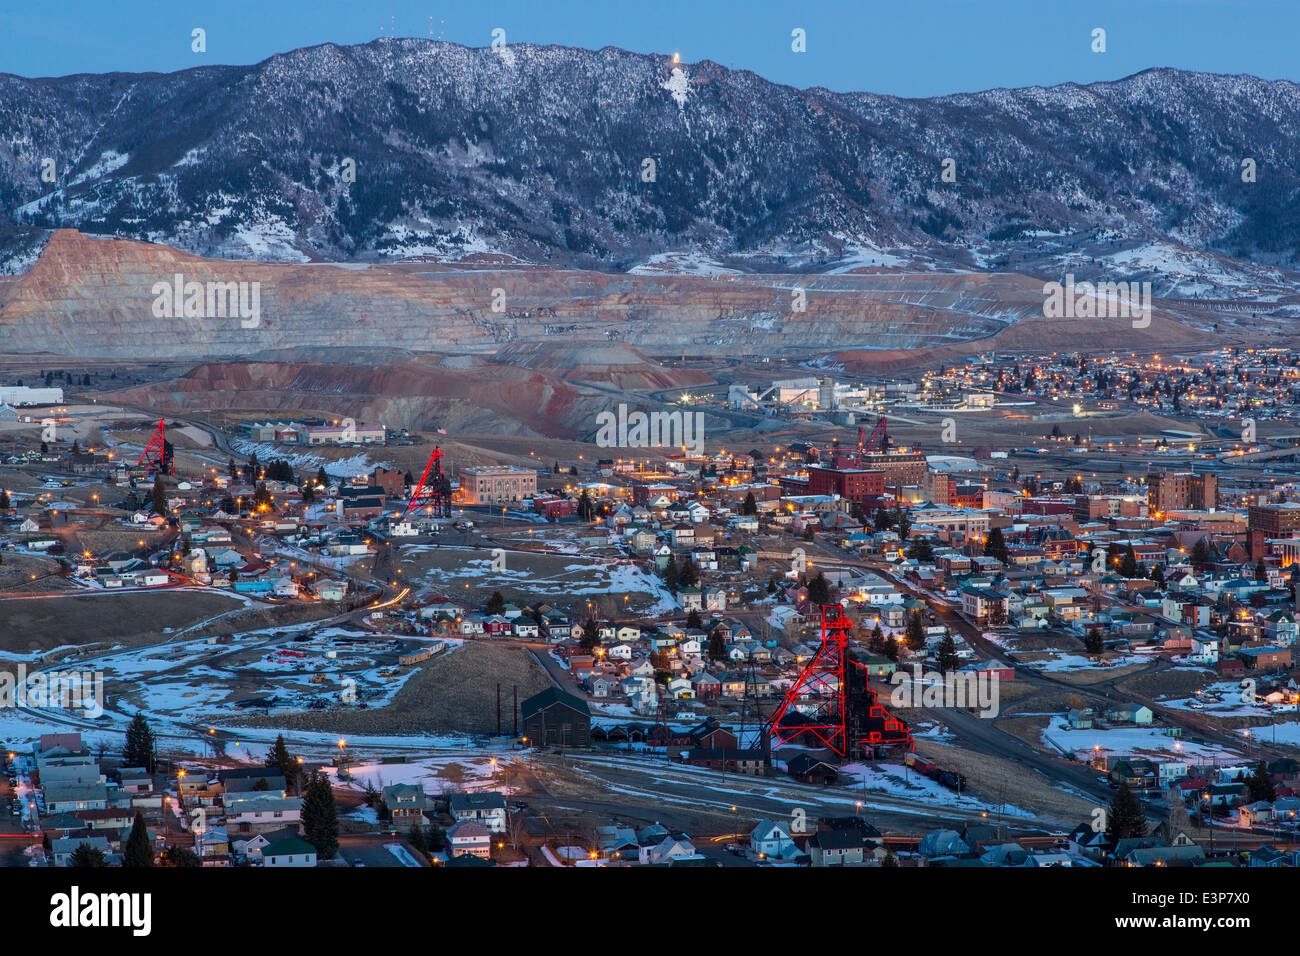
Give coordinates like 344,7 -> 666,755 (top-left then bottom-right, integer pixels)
750,819 -> 799,860
448,792 -> 507,833
261,836 -> 317,867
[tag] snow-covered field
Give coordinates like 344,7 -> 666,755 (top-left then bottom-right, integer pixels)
230,439 -> 389,477
1041,716 -> 1236,760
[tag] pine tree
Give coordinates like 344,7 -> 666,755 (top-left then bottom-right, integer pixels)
1084,627 -> 1104,655
686,609 -> 703,630
936,634 -> 960,673
662,555 -> 679,592
1246,761 -> 1276,803
578,617 -> 600,651
742,492 -> 757,516
807,572 -> 831,606
161,845 -> 201,867
907,537 -> 934,561
408,823 -> 429,857
905,611 -> 927,651
122,812 -> 154,867
0,489 -> 9,510
984,527 -> 1009,564
708,631 -> 727,661
869,623 -> 885,653
1104,782 -> 1148,847
124,714 -> 156,772
301,771 -> 340,860
265,734 -> 299,791
678,558 -> 699,588
1119,544 -> 1139,578
70,843 -> 108,867
150,475 -> 167,515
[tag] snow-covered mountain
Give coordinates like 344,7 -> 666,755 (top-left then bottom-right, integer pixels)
3,40 -> 1299,285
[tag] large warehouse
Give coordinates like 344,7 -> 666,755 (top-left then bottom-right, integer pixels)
0,386 -> 64,406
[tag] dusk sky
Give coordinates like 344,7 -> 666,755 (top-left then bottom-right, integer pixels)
2,0 -> 1297,96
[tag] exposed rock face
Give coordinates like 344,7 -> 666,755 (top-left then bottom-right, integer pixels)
1,230 -> 1215,360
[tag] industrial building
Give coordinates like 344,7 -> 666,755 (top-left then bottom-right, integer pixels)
0,386 -> 63,406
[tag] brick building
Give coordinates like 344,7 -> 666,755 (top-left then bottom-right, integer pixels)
805,465 -> 885,504
458,466 -> 538,505
1248,502 -> 1300,559
1148,471 -> 1217,515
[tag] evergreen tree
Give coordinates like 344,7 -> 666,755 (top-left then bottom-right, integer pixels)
124,714 -> 156,772
70,843 -> 108,867
662,555 -> 679,592
1084,627 -> 1104,655
807,572 -> 831,606
1246,761 -> 1276,803
1152,565 -> 1166,588
936,634 -> 960,673
265,734 -> 300,792
1104,782 -> 1148,847
150,475 -> 167,515
485,591 -> 507,615
254,481 -> 273,509
122,812 -> 154,867
708,631 -> 727,661
578,617 -> 600,651
905,611 -> 927,651
301,771 -> 340,860
678,558 -> 699,588
882,637 -> 900,662
1119,544 -> 1139,578
316,465 -> 329,487
907,537 -> 934,561
161,845 -> 201,867
685,609 -> 703,630
742,492 -> 757,516
868,622 -> 885,653
408,823 -> 429,858
0,489 -> 9,510
577,489 -> 595,521
984,527 -> 1009,564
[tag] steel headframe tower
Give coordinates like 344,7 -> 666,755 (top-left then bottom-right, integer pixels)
766,603 -> 853,756
855,416 -> 888,466
404,445 -> 449,517
765,603 -> 912,759
137,418 -> 174,475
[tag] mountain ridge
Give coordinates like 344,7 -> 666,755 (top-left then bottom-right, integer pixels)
2,39 -> 1299,280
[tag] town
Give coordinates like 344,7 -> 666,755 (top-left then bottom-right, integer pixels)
3,344 -> 1300,871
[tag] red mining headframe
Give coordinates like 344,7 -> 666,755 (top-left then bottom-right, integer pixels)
854,416 -> 888,465
404,446 -> 450,518
764,604 -> 912,759
137,418 -> 174,475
